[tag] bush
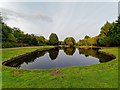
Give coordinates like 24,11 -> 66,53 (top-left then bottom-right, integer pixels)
48,33 -> 59,45
2,42 -> 14,48
2,42 -> 29,48
64,37 -> 76,46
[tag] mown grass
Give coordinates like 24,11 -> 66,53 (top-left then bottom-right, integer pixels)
1,46 -> 54,61
1,47 -> 118,88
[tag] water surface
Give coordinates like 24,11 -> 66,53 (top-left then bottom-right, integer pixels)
3,47 -> 114,69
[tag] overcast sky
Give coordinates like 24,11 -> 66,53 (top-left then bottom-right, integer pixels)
0,1 -> 118,40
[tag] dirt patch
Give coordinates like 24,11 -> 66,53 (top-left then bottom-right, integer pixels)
12,71 -> 23,75
50,70 -> 63,76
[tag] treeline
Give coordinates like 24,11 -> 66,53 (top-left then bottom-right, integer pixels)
77,16 -> 120,47
1,24 -> 60,48
1,21 -> 76,48
0,14 -> 120,48
0,14 -> 77,48
1,24 -> 48,48
0,16 -> 48,47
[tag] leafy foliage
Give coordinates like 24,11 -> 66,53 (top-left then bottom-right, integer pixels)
1,17 -> 48,48
8,33 -> 16,42
77,16 -> 120,47
64,37 -> 76,46
0,13 -> 2,44
77,36 -> 98,46
1,12 -> 120,48
48,33 -> 59,45
97,21 -> 113,46
98,16 -> 120,46
107,16 -> 120,46
84,35 -> 90,39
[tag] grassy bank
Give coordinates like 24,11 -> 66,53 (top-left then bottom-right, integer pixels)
2,47 -> 118,88
1,46 -> 54,61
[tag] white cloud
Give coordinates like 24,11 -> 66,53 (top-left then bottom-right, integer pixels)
0,2 -> 118,41
1,8 -> 53,22
0,0 -> 119,2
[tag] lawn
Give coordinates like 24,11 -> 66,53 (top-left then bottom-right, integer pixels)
1,46 -> 118,88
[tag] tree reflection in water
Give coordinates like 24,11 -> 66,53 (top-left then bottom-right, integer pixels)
63,47 -> 76,56
3,47 -> 115,69
3,50 -> 47,68
78,48 -> 99,58
78,48 -> 114,62
48,48 -> 59,60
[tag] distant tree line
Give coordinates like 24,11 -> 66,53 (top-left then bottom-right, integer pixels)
0,14 -> 77,48
0,16 -> 45,48
1,14 -> 120,48
1,22 -> 49,48
77,16 -> 120,47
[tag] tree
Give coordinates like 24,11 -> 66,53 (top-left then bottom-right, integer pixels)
98,16 -> 120,46
48,33 -> 59,45
64,37 -> 76,46
107,16 -> 120,46
2,23 -> 13,42
100,21 -> 112,36
8,33 -> 16,42
0,13 -> 2,43
0,12 -> 2,24
98,21 -> 113,46
36,36 -> 46,45
12,27 -> 25,43
1,15 -> 48,48
84,35 -> 90,39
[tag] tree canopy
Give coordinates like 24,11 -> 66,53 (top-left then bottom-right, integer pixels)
64,37 -> 76,46
84,35 -> 90,39
1,13 -> 120,48
97,17 -> 120,46
48,33 -> 59,45
77,16 -> 120,47
1,18 -> 48,48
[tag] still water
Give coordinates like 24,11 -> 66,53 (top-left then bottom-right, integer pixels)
3,47 -> 114,69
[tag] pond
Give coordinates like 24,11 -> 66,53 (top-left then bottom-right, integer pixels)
2,47 -> 115,70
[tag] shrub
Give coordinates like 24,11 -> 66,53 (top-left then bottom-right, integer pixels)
48,33 -> 59,45
64,37 -> 76,46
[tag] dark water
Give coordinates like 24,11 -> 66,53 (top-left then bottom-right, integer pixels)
3,47 -> 115,69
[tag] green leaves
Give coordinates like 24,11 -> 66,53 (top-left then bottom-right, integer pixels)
64,37 -> 76,46
98,18 -> 120,46
8,33 -> 16,42
48,33 -> 59,45
84,35 -> 90,39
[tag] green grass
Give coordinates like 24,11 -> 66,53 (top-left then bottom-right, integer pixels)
1,47 -> 118,88
1,46 -> 54,61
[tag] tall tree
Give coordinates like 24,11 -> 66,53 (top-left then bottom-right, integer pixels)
100,21 -> 112,36
84,35 -> 90,39
0,13 -> 2,43
108,16 -> 120,46
36,36 -> 46,45
64,37 -> 76,46
98,21 -> 113,46
48,33 -> 59,45
8,33 -> 16,42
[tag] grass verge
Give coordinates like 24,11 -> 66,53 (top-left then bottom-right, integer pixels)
1,47 -> 118,88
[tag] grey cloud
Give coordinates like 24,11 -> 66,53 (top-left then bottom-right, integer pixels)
1,8 -> 23,21
1,8 -> 53,22
33,12 -> 53,22
118,1 -> 120,15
